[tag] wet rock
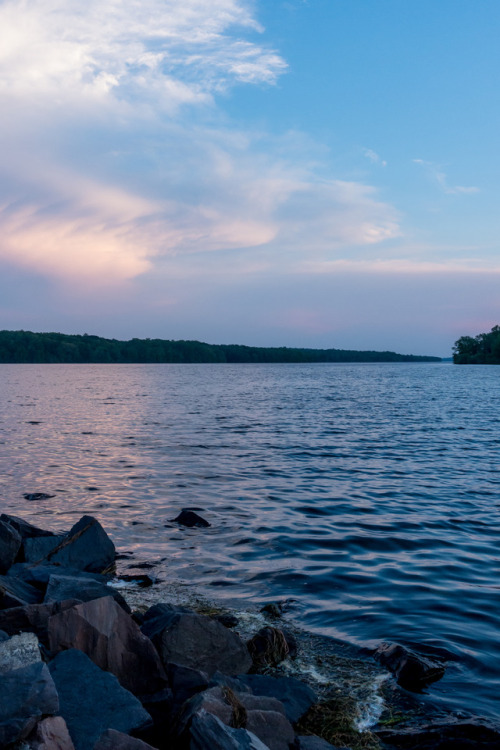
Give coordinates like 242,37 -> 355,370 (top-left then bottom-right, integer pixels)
0,599 -> 82,644
23,535 -> 67,564
23,493 -> 55,501
117,573 -> 156,587
42,515 -> 116,574
48,596 -> 167,695
26,716 -> 75,750
0,518 -> 22,573
247,626 -> 290,670
189,710 -> 270,750
44,573 -> 130,612
0,573 -> 42,608
237,675 -> 317,724
49,649 -> 152,750
377,718 -> 500,749
171,510 -> 211,528
0,513 -> 57,539
373,642 -> 446,692
215,613 -> 239,628
0,661 -> 59,746
295,737 -> 349,750
0,631 -> 41,672
260,602 -> 282,618
142,602 -> 252,676
93,728 -> 158,750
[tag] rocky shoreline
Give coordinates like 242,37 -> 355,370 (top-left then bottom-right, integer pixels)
1,512 -> 499,750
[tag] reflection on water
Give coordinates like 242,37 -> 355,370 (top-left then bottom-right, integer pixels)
1,362 -> 500,718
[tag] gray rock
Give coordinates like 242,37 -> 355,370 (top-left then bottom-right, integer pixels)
8,562 -> 109,587
0,573 -> 42,608
0,514 -> 57,540
0,599 -> 81,644
246,709 -> 295,750
26,716 -> 75,749
237,675 -> 317,724
49,649 -> 152,750
45,574 -> 130,612
42,515 -> 116,574
0,519 -> 22,573
0,631 -> 41,672
142,603 -> 252,676
23,535 -> 67,564
48,596 -> 166,695
190,710 -> 270,750
93,728 -> 158,750
0,662 -> 59,746
373,642 -> 445,692
296,736 -> 350,750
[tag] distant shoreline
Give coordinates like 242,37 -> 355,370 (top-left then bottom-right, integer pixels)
0,330 -> 441,364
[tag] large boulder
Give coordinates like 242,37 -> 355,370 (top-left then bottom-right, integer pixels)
44,573 -> 130,612
42,515 -> 115,574
0,573 -> 42,608
24,535 -> 67,564
48,596 -> 167,695
237,675 -> 317,724
0,514 -> 57,540
0,518 -> 22,573
0,631 -> 41,672
26,716 -> 75,750
0,599 -> 81,644
142,603 -> 252,676
49,649 -> 152,750
93,728 -> 158,750
0,661 -> 59,746
190,710 -> 270,750
8,562 -> 109,588
373,642 -> 445,692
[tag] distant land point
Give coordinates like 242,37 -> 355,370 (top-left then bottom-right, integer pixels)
0,330 -> 441,364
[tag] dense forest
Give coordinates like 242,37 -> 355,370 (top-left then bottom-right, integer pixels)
0,330 -> 441,364
453,325 -> 500,364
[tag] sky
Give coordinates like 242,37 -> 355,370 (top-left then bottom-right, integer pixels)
1,0 -> 499,357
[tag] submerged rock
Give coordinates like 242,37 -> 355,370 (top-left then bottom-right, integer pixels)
373,642 -> 445,692
171,510 -> 211,528
377,718 -> 500,749
23,493 -> 56,501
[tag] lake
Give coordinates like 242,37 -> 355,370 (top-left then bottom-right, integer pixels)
1,362 -> 499,720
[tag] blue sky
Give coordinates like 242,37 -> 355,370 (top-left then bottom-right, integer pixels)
0,0 -> 499,356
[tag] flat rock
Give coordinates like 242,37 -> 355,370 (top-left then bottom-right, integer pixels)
93,728 -> 158,750
237,675 -> 317,724
48,596 -> 166,694
171,510 -> 211,528
190,710 -> 270,750
0,514 -> 57,539
0,599 -> 82,644
142,603 -> 252,676
0,573 -> 42,608
0,518 -> 22,573
0,661 -> 59,746
49,649 -> 152,750
0,631 -> 41,672
373,642 -> 446,692
42,515 -> 116,574
27,716 -> 75,750
45,573 -> 130,612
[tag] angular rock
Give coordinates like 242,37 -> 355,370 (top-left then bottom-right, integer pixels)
0,631 -> 41,672
167,662 -> 210,707
48,596 -> 166,694
245,709 -> 295,750
373,642 -> 446,692
247,627 -> 290,670
0,661 -> 59,746
137,688 -> 174,748
0,518 -> 22,573
42,515 -> 116,574
377,718 -> 500,749
24,535 -> 67,564
0,514 -> 57,539
295,737 -> 349,750
49,649 -> 152,750
171,510 -> 211,528
8,562 -> 109,588
27,716 -> 75,750
142,603 -> 252,676
0,573 -> 42,608
237,675 -> 317,724
93,728 -> 158,750
45,574 -> 130,612
0,599 -> 82,644
190,710 -> 270,750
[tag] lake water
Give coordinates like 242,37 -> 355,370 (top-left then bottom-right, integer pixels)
1,362 -> 499,720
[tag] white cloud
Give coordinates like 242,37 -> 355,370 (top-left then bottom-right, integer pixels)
413,159 -> 479,195
363,148 -> 387,167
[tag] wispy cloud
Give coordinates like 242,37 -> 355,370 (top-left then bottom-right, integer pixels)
413,159 -> 479,195
363,148 -> 387,167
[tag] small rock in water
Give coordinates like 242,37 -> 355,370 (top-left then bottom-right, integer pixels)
247,626 -> 290,670
171,510 -> 211,528
23,493 -> 55,501
373,641 -> 446,692
260,602 -> 283,618
215,613 -> 239,629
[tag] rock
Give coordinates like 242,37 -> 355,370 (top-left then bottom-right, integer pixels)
215,613 -> 239,628
0,573 -> 42,608
190,710 -> 270,750
167,662 -> 210,707
48,596 -> 167,695
142,603 -> 252,676
44,574 -> 130,612
247,626 -> 290,670
0,631 -> 41,672
0,629 -> 8,641
117,574 -> 156,588
377,718 -> 500,749
42,515 -> 116,574
8,562 -> 109,588
0,514 -> 57,539
23,493 -> 55,501
0,661 -> 59,746
209,671 -> 252,694
373,642 -> 446,692
283,629 -> 298,659
26,716 -> 75,750
23,535 -> 67,564
295,737 -> 349,750
0,518 -> 22,573
171,510 -> 211,528
245,709 -> 295,750
49,649 -> 152,750
260,603 -> 282,618
0,599 -> 82,644
137,688 -> 174,748
236,675 -> 317,724
93,728 -> 158,750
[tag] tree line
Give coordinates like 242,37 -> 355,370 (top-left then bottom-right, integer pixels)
453,325 -> 500,364
0,330 -> 441,364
